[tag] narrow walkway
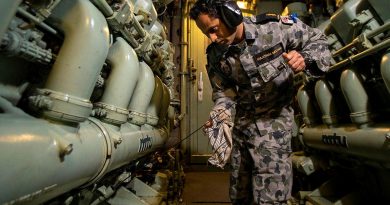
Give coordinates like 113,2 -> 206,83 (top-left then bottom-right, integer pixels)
180,165 -> 231,205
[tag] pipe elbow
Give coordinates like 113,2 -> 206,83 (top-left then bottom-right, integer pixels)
103,37 -> 139,106
47,0 -> 110,96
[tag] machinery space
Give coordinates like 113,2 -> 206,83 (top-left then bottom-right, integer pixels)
0,0 -> 390,204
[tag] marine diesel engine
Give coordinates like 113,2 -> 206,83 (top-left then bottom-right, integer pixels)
293,0 -> 390,204
0,0 -> 182,204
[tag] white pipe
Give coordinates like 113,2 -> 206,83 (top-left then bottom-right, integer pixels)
315,79 -> 338,125
340,68 -> 371,125
0,82 -> 28,105
0,113 -> 167,204
380,50 -> 390,93
297,85 -> 320,126
128,62 -> 155,125
302,124 -> 390,162
94,37 -> 140,125
46,0 -> 109,98
158,83 -> 170,127
0,115 -> 107,204
146,76 -> 163,126
109,123 -> 167,171
134,0 -> 157,23
103,38 -> 139,107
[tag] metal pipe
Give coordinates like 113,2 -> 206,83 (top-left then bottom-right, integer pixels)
340,68 -> 371,125
46,0 -> 109,97
0,115 -> 107,204
331,22 -> 390,57
90,0 -> 113,17
329,38 -> 390,72
146,76 -> 163,126
0,0 -> 22,40
332,38 -> 359,57
158,83 -> 171,127
94,37 -> 139,126
0,82 -> 28,105
380,50 -> 390,94
0,113 -> 167,204
16,7 -> 57,35
297,85 -> 320,127
315,79 -> 338,126
133,0 -> 157,22
128,62 -> 155,126
36,0 -> 110,123
366,21 -> 390,39
109,123 -> 167,171
180,0 -> 189,152
131,14 -> 147,38
147,21 -> 167,40
0,96 -> 32,117
123,26 -> 140,48
302,125 -> 390,162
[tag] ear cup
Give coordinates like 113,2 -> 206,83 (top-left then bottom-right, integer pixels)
218,1 -> 243,29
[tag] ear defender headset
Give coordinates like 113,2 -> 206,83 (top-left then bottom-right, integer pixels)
207,0 -> 243,29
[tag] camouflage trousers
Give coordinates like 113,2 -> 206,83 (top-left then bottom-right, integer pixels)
229,108 -> 293,205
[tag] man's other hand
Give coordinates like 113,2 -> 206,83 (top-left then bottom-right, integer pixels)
282,50 -> 305,73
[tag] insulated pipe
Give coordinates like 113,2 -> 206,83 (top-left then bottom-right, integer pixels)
158,83 -> 171,127
297,85 -> 319,127
35,0 -> 110,123
380,50 -> 390,94
315,79 -> 338,126
0,115 -> 107,204
128,62 -> 155,125
146,76 -> 163,126
46,0 -> 109,95
0,114 -> 167,204
103,121 -> 167,173
94,37 -> 139,125
46,0 -> 109,99
340,69 -> 371,125
301,125 -> 390,162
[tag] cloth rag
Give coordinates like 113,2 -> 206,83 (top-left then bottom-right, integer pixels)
205,106 -> 234,169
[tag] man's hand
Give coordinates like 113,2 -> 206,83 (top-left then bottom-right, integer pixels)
282,50 -> 305,73
204,119 -> 213,128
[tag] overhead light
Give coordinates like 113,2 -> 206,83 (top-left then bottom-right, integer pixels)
236,1 -> 248,9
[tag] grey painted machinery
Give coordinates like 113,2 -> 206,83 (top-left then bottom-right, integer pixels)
293,0 -> 390,204
0,0 -> 182,204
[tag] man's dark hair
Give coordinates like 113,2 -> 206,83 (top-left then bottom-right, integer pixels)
189,0 -> 219,20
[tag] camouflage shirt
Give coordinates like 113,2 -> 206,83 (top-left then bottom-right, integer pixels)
206,14 -> 331,129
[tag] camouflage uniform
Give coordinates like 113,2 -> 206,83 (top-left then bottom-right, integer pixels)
206,14 -> 331,205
